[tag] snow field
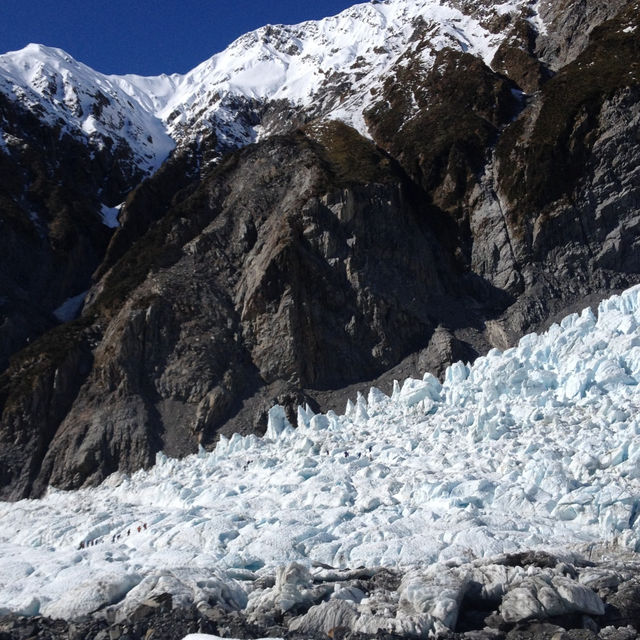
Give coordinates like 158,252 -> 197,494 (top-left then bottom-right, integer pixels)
1,286 -> 640,619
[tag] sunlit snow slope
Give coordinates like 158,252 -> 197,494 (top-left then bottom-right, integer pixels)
0,0 -> 545,164
0,44 -> 175,174
1,286 -> 640,618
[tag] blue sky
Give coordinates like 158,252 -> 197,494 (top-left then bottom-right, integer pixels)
1,0 -> 357,76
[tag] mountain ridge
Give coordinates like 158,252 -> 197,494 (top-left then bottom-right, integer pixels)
0,0 -> 547,166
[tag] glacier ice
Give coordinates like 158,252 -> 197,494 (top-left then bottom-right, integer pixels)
1,286 -> 640,618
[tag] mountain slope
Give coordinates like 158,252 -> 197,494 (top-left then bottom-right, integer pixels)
0,43 -> 174,172
1,0 -> 629,161
0,81 -> 143,374
0,0 -> 550,159
0,0 -> 540,373
1,124 -> 493,498
0,0 -> 639,500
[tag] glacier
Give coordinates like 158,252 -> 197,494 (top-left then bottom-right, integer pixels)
1,285 -> 640,621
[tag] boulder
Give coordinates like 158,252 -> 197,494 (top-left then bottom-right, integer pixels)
399,568 -> 470,629
600,580 -> 640,629
500,575 -> 604,623
128,594 -> 173,622
288,598 -> 358,635
246,562 -> 330,621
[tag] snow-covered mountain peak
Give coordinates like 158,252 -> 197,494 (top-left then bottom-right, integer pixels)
0,43 -> 175,174
144,0 -> 536,140
1,0 -> 543,169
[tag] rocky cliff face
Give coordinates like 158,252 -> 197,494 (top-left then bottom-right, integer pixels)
3,125 -> 501,496
366,0 -> 640,342
0,88 -> 151,374
0,0 -> 639,499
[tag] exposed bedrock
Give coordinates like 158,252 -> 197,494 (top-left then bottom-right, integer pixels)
0,92 -> 124,372
366,1 -> 640,342
8,126 -> 507,497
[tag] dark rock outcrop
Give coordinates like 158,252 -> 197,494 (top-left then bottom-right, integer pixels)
4,125 -> 508,497
367,0 -> 640,342
0,88 -> 150,372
